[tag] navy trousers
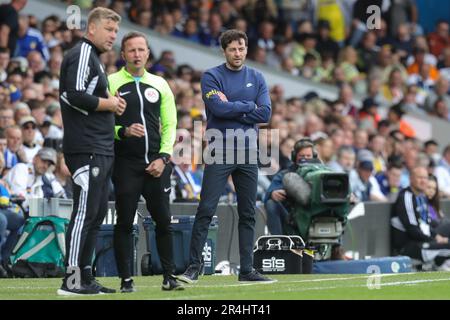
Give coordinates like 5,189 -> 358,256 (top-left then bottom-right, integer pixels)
189,163 -> 258,274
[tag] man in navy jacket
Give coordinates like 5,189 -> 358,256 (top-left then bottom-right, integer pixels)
178,29 -> 273,283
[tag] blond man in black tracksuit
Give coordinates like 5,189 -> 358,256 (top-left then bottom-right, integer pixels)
58,8 -> 126,295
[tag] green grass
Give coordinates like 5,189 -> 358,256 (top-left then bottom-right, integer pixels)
1,272 -> 450,300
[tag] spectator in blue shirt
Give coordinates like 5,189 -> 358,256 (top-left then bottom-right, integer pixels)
376,161 -> 403,201
16,15 -> 49,62
0,151 -> 24,278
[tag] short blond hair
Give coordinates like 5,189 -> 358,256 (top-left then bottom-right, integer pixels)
87,7 -> 121,26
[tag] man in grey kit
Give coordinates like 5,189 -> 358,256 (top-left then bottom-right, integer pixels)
178,29 -> 274,283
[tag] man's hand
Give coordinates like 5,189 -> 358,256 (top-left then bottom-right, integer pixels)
436,234 -> 449,244
145,158 -> 166,177
17,146 -> 28,163
271,189 -> 287,202
114,92 -> 127,115
124,123 -> 146,138
217,91 -> 228,102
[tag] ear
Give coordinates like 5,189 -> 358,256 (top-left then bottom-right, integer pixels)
87,22 -> 96,36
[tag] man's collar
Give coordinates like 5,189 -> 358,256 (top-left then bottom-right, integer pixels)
23,142 -> 36,148
121,66 -> 148,79
82,37 -> 101,56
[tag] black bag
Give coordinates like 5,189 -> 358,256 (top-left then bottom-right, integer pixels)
12,260 -> 64,278
253,235 -> 313,274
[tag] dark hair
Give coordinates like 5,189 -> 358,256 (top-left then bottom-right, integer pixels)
0,47 -> 10,55
424,139 -> 438,148
377,119 -> 390,129
387,154 -> 404,168
219,29 -> 248,50
121,31 -> 149,52
292,137 -> 318,161
387,161 -> 403,171
427,174 -> 442,218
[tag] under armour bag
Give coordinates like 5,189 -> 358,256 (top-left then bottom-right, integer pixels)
10,216 -> 68,278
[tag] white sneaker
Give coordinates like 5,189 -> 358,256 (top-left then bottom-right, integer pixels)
437,259 -> 450,271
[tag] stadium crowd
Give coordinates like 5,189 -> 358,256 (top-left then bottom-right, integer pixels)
0,0 -> 450,276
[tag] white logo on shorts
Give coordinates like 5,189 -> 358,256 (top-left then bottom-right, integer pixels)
144,88 -> 159,103
92,167 -> 100,177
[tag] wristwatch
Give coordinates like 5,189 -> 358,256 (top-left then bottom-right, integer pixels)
159,154 -> 171,165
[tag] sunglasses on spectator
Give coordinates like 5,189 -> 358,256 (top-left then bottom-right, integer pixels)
23,124 -> 36,130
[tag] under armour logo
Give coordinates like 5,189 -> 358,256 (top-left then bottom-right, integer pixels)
246,83 -> 253,88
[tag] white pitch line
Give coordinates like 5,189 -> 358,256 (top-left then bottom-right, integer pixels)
191,272 -> 419,288
262,277 -> 450,293
165,277 -> 450,299
1,272 -> 447,292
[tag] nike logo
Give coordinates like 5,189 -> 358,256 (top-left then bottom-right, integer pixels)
246,83 -> 253,87
162,282 -> 171,290
164,187 -> 171,193
119,91 -> 131,96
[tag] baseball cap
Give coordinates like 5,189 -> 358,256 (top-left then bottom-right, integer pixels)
37,147 -> 57,165
19,115 -> 37,127
359,160 -> 374,171
357,149 -> 374,162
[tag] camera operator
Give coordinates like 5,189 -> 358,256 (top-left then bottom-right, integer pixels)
264,138 -> 316,235
264,138 -> 348,260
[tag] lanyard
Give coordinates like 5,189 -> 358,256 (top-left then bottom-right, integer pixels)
416,195 -> 428,223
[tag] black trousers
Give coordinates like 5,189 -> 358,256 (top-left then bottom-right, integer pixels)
64,153 -> 113,273
113,157 -> 174,278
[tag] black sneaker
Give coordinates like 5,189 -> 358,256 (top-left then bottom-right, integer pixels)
120,279 -> 136,293
84,277 -> 116,294
0,264 -> 8,278
162,275 -> 184,291
238,270 -> 277,283
176,264 -> 200,284
57,279 -> 102,296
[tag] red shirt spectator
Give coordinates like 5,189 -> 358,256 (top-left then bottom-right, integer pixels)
427,21 -> 450,57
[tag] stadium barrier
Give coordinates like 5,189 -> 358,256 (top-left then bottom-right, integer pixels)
30,198 -> 450,275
